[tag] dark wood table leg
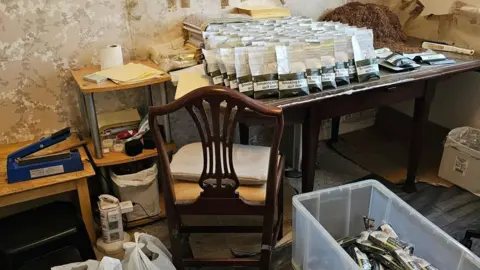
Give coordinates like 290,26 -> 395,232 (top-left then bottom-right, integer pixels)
239,123 -> 249,145
301,108 -> 322,193
330,116 -> 341,143
404,80 -> 436,193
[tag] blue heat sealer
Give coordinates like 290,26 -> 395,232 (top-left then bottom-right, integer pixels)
7,127 -> 84,183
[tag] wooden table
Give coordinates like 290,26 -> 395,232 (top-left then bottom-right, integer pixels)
242,52 -> 480,193
0,136 -> 96,244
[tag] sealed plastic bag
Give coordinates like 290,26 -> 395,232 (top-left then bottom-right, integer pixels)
235,47 -> 254,97
122,233 -> 175,270
275,45 -> 309,98
352,29 -> 380,82
248,46 -> 279,99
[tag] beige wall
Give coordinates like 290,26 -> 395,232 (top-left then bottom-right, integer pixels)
0,0 -> 291,144
392,1 -> 480,129
2,0 -> 478,143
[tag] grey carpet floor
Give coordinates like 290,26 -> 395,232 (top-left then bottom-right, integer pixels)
134,142 -> 480,269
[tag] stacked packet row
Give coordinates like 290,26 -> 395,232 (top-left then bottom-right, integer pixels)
202,16 -> 380,99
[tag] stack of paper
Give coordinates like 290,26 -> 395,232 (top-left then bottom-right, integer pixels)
235,6 -> 291,19
97,108 -> 141,133
182,13 -> 253,49
94,63 -> 165,84
175,73 -> 210,100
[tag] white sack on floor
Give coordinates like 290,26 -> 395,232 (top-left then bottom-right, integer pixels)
51,260 -> 99,270
122,232 -> 175,270
51,257 -> 122,270
98,257 -> 122,270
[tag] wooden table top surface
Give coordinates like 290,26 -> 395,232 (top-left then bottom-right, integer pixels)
0,136 -> 95,197
261,52 -> 480,109
71,60 -> 171,94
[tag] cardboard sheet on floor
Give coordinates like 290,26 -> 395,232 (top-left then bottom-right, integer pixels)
332,126 -> 453,187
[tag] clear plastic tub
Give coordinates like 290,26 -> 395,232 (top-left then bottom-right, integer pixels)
292,180 -> 480,270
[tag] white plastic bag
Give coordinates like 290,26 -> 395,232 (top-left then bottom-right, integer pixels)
51,260 -> 99,270
51,257 -> 122,270
110,164 -> 158,188
98,257 -> 122,270
122,233 -> 175,270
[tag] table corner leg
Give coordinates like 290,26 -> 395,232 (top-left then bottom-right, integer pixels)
77,178 -> 96,244
301,110 -> 322,193
404,80 -> 436,193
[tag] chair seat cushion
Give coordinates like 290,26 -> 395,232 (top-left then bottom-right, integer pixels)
174,180 -> 266,206
170,142 -> 272,185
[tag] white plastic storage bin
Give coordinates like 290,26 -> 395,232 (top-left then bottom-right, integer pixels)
292,180 -> 480,270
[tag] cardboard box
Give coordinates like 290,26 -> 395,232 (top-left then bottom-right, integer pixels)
439,127 -> 480,196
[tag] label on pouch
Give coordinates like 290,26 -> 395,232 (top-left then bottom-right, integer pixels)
349,65 -> 357,75
30,165 -> 65,178
420,54 -> 446,61
213,75 -> 223,85
335,68 -> 349,77
386,54 -> 404,63
253,80 -> 278,91
307,75 -> 322,85
321,73 -> 335,82
279,79 -> 308,91
239,81 -> 253,93
230,80 -> 238,89
357,64 -> 380,75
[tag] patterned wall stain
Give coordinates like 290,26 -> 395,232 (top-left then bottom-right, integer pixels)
221,0 -> 229,9
181,0 -> 191,8
0,0 -> 305,144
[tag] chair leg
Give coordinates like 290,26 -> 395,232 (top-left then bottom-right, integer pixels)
170,233 -> 185,270
261,201 -> 276,270
260,249 -> 273,270
277,177 -> 284,241
167,212 -> 185,270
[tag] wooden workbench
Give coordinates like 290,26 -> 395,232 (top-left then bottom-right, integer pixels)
0,136 -> 96,244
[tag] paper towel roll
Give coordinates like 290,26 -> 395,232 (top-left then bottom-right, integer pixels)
100,44 -> 124,70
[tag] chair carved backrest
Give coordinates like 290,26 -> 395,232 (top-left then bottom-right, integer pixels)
149,86 -> 283,201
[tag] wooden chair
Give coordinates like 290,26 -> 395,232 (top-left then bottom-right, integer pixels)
148,86 -> 285,269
